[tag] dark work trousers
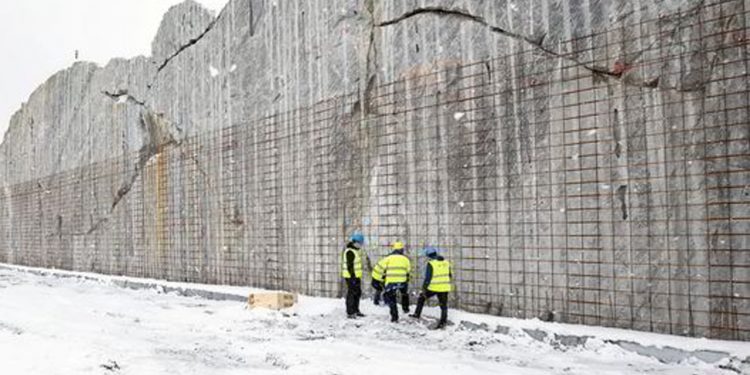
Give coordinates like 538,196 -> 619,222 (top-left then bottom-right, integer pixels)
371,280 -> 384,305
345,278 -> 362,315
383,283 -> 410,322
413,290 -> 449,325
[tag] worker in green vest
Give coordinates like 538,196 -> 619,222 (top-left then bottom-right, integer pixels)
342,232 -> 368,318
370,255 -> 388,305
410,247 -> 452,329
382,241 -> 411,322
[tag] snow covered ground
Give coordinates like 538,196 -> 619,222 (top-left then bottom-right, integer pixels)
0,265 -> 748,374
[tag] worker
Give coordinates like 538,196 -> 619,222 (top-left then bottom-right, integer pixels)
370,255 -> 388,305
342,232 -> 367,318
382,240 -> 411,322
410,247 -> 452,329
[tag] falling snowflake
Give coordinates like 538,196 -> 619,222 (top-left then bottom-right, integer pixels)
230,64 -> 238,73
209,66 -> 220,77
454,112 -> 466,121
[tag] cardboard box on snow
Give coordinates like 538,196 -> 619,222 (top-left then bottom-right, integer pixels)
247,291 -> 297,310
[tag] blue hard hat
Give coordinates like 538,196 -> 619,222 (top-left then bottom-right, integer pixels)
350,232 -> 365,244
423,247 -> 438,257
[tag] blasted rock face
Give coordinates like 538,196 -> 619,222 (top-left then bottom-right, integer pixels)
0,0 -> 726,179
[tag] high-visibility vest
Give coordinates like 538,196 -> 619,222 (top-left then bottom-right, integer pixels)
427,259 -> 452,292
341,247 -> 363,278
371,257 -> 388,282
384,254 -> 410,285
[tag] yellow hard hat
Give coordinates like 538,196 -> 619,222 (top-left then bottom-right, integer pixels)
392,241 -> 404,250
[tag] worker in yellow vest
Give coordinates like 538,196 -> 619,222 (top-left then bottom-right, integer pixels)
341,232 -> 368,318
370,255 -> 388,305
410,247 -> 452,329
382,241 -> 411,322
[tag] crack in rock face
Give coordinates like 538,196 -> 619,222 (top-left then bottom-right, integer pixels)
155,18 -> 219,74
152,0 -> 218,73
83,107 -> 180,235
376,7 -> 612,77
103,90 -> 146,106
152,0 -> 220,75
376,6 -> 713,93
111,111 -> 179,212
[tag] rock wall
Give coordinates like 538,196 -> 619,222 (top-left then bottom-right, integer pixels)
0,0 -> 748,340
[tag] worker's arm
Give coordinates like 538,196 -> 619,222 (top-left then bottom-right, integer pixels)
346,250 -> 356,278
407,259 -> 413,283
363,250 -> 373,272
382,258 -> 388,283
423,263 -> 433,290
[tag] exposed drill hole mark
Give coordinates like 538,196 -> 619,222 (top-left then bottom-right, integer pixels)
617,185 -> 629,220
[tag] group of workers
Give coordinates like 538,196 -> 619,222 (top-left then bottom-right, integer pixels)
341,232 -> 452,329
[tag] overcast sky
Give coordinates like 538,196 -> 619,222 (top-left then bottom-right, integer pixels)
0,0 -> 229,141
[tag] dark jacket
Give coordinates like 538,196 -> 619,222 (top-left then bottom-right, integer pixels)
344,241 -> 359,279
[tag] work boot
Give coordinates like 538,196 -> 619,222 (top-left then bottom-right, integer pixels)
408,314 -> 420,319
347,314 -> 357,319
391,317 -> 398,323
356,312 -> 366,317
435,321 -> 446,329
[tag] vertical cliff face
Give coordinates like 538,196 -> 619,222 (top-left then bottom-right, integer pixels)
0,0 -> 748,340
